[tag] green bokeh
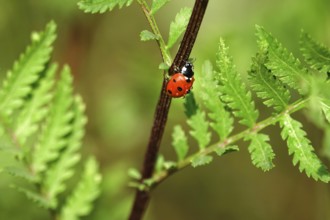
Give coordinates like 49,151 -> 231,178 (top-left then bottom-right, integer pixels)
0,0 -> 330,219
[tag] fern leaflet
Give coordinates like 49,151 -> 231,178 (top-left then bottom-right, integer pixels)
140,30 -> 159,41
13,185 -> 50,208
0,21 -> 56,118
42,95 -> 87,208
60,157 -> 102,220
256,25 -> 310,94
12,64 -> 57,146
215,38 -> 258,127
172,125 -> 189,161
31,66 -> 74,177
191,155 -> 213,168
150,0 -> 171,14
246,133 -> 275,171
78,0 -> 133,14
187,109 -> 211,150
167,7 -> 192,49
249,51 -> 290,112
184,92 -> 198,118
280,114 -> 330,182
300,31 -> 330,73
198,60 -> 234,140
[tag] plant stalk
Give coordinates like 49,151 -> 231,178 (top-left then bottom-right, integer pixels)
128,1 -> 209,220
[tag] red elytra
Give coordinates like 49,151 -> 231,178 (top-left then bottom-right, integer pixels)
166,73 -> 195,98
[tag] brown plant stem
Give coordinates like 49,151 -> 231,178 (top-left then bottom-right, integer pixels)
129,1 -> 208,220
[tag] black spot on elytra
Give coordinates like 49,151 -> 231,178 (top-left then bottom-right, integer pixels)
177,87 -> 183,91
173,79 -> 177,83
167,90 -> 172,94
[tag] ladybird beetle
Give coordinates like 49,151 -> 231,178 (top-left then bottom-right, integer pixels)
166,61 -> 195,98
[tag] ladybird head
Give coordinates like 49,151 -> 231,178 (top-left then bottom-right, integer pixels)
181,61 -> 194,78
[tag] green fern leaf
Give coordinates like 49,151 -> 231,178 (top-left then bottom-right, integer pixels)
256,25 -> 310,94
249,51 -> 290,112
12,185 -> 50,208
128,167 -> 142,180
246,133 -> 275,171
300,31 -> 330,73
150,0 -> 170,14
60,157 -> 102,220
172,125 -> 189,161
155,154 -> 164,173
280,114 -> 330,182
12,64 -> 57,146
78,0 -> 133,14
214,145 -> 239,156
303,76 -> 330,127
31,66 -> 74,177
140,30 -> 159,41
184,92 -> 198,118
0,21 -> 56,118
167,7 -> 192,49
187,109 -> 211,150
191,155 -> 213,168
215,38 -> 258,127
198,60 -> 234,140
42,96 -> 87,208
3,166 -> 35,181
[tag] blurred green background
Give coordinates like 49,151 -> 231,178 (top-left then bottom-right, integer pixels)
0,0 -> 330,219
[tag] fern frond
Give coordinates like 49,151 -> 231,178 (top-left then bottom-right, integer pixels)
31,66 -> 74,177
255,25 -> 310,94
167,7 -> 192,49
300,31 -> 330,73
78,0 -> 133,14
246,133 -> 275,171
12,64 -> 57,146
198,60 -> 234,140
249,51 -> 290,112
60,157 -> 102,220
215,38 -> 258,127
280,114 -> 330,182
0,21 -> 56,118
42,96 -> 87,208
172,125 -> 189,161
